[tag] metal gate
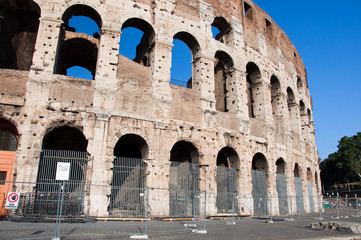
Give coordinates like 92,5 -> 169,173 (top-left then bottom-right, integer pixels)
252,170 -> 268,216
169,161 -> 199,217
109,157 -> 146,218
276,174 -> 289,215
216,167 -> 237,213
307,181 -> 315,212
27,150 -> 89,218
294,177 -> 304,214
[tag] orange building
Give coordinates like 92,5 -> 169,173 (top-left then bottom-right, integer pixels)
0,120 -> 18,216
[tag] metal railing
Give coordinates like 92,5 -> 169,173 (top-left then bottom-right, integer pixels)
0,181 -> 207,239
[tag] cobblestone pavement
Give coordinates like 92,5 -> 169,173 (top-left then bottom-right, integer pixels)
1,209 -> 361,240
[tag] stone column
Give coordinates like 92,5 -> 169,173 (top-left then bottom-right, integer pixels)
30,16 -> 62,75
95,26 -> 121,80
150,40 -> 173,119
86,113 -> 111,217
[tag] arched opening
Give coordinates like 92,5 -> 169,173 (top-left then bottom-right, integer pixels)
315,172 -> 319,193
287,87 -> 297,129
170,32 -> 200,88
216,147 -> 239,213
211,17 -> 232,44
271,75 -> 283,118
294,163 -> 304,213
307,109 -> 312,124
246,62 -> 261,118
169,141 -> 199,217
109,134 -> 148,217
0,119 -> 19,216
251,153 -> 268,216
276,158 -> 288,215
307,168 -> 315,211
34,126 -> 89,217
119,18 -> 155,66
297,76 -> 303,96
214,51 -> 234,112
300,101 -> 308,135
54,4 -> 102,80
0,0 -> 40,70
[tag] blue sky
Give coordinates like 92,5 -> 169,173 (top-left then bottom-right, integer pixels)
68,1 -> 361,160
252,0 -> 361,160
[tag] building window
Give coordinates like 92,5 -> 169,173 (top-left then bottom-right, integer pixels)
0,129 -> 18,151
0,171 -> 6,185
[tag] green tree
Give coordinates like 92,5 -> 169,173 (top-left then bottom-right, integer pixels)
320,132 -> 361,190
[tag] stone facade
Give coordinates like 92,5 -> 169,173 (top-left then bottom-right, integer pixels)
0,0 -> 320,217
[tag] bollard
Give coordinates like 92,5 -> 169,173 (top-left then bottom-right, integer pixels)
288,195 -> 294,221
345,194 -> 349,218
356,194 -> 359,217
268,195 -> 273,223
317,195 -> 323,220
336,193 -> 340,219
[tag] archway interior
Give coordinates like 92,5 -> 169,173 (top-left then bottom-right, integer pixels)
216,147 -> 238,213
246,62 -> 261,118
293,164 -> 305,213
169,141 -> 199,216
214,51 -> 233,112
38,126 -> 88,187
33,126 -> 89,217
276,158 -> 289,215
251,153 -> 268,216
109,134 -> 148,217
271,76 -> 282,117
306,168 -> 315,211
0,0 -> 40,70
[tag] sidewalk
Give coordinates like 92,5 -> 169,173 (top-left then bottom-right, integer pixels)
1,209 -> 361,240
156,210 -> 361,240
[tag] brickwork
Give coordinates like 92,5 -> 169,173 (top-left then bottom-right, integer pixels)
0,0 -> 319,217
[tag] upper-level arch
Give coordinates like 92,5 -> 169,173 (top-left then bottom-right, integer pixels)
214,50 -> 234,112
170,31 -> 200,88
270,75 -> 283,118
0,0 -> 40,70
54,4 -> 102,80
246,62 -> 262,118
119,17 -> 155,66
211,16 -> 232,44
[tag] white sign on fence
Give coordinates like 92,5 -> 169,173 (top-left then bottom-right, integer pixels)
5,192 -> 20,209
55,162 -> 71,181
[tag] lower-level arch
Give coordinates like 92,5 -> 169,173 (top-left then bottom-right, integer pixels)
276,158 -> 289,215
216,147 -> 238,214
251,153 -> 268,216
33,125 -> 89,218
108,134 -> 148,217
169,140 -> 199,217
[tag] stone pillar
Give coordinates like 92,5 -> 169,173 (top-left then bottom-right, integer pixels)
288,102 -> 301,133
86,113 -> 111,217
95,26 -> 121,80
251,80 -> 269,119
193,55 -> 216,111
150,40 -> 173,119
231,69 -> 248,119
30,16 -> 62,74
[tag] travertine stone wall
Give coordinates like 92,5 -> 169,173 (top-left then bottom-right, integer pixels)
0,0 -> 320,217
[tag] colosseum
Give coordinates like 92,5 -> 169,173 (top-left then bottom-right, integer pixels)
0,0 -> 320,218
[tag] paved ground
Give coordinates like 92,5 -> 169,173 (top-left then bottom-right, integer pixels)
1,209 -> 361,240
